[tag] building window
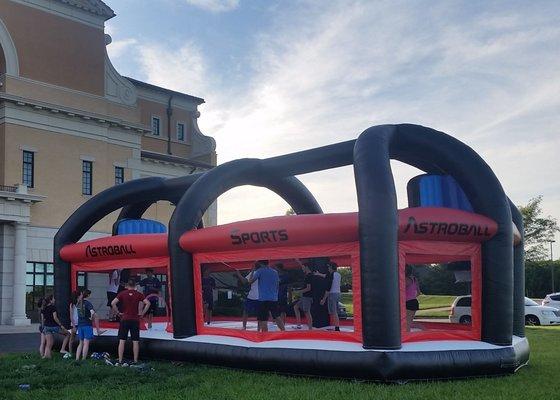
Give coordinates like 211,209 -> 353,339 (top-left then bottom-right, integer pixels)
115,166 -> 124,185
82,160 -> 92,195
25,262 -> 54,321
22,151 -> 34,188
177,122 -> 185,141
151,116 -> 161,136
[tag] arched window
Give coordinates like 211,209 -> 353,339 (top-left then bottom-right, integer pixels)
0,44 -> 6,75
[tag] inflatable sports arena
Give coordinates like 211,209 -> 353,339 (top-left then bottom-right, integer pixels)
54,124 -> 529,381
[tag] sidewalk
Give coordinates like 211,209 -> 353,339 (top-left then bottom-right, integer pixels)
0,323 -> 40,334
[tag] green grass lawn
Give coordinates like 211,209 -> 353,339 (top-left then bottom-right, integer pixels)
1,327 -> 559,399
340,294 -> 455,318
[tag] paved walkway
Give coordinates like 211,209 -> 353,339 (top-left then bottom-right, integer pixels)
0,333 -> 38,354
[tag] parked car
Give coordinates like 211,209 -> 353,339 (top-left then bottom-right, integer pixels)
449,295 -> 560,326
542,292 -> 560,310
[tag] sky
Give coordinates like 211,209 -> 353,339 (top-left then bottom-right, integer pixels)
105,0 -> 560,257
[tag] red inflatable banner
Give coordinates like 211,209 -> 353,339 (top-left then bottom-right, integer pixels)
180,208 -> 499,253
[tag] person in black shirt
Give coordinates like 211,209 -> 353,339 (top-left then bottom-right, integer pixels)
293,260 -> 313,330
41,295 -> 68,359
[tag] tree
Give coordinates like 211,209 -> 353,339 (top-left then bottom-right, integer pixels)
518,196 -> 559,261
285,208 -> 295,215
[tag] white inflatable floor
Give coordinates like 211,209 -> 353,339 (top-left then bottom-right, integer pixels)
97,322 -> 524,353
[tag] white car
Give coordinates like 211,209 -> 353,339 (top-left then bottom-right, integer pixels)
542,292 -> 560,310
449,295 -> 560,326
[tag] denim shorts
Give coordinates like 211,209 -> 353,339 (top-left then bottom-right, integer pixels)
43,326 -> 60,335
77,325 -> 94,341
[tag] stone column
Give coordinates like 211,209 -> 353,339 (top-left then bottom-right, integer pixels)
11,222 -> 30,325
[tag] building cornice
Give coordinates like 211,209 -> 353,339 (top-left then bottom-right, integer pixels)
8,0 -> 110,28
0,92 -> 149,134
141,150 -> 214,170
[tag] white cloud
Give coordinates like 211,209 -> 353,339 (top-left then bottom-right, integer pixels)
135,41 -> 209,97
183,0 -> 239,12
107,38 -> 138,59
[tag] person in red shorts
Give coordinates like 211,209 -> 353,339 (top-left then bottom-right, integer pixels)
111,279 -> 150,366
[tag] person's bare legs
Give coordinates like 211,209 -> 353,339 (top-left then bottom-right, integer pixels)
242,310 -> 248,330
60,333 -> 69,353
81,339 -> 90,360
274,317 -> 285,331
75,340 -> 83,361
43,334 -> 53,358
69,330 -> 75,354
259,320 -> 268,332
132,341 -> 140,362
406,310 -> 416,331
332,311 -> 340,330
294,304 -> 301,327
39,333 -> 46,357
147,313 -> 152,329
118,339 -> 126,363
305,311 -> 313,330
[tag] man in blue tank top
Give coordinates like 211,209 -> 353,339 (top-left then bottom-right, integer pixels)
246,260 -> 285,332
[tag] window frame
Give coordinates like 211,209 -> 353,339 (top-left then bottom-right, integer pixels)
114,166 -> 125,185
22,150 -> 34,188
176,121 -> 186,142
82,160 -> 93,195
151,115 -> 161,136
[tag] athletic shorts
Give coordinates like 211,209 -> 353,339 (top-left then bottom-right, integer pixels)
118,320 -> 140,341
43,325 -> 59,335
106,291 -> 118,307
257,301 -> 280,321
244,298 -> 259,316
328,293 -> 341,315
77,325 -> 94,340
406,299 -> 420,311
147,298 -> 159,315
296,297 -> 312,313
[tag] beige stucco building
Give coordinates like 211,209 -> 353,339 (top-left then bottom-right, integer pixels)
0,0 -> 217,325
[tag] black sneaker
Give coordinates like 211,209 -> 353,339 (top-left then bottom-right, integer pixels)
335,327 -> 340,331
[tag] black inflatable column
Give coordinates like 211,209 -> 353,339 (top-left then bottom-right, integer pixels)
354,126 -> 401,349
169,159 -> 323,338
510,199 -> 525,337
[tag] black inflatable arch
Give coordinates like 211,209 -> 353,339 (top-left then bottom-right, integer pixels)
354,124 -> 513,347
169,158 -> 323,337
54,174 -> 203,325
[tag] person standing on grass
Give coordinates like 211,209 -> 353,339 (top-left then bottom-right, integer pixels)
293,261 -> 314,330
111,279 -> 151,366
235,263 -> 261,330
42,295 -> 69,359
245,260 -> 285,332
320,262 -> 341,331
38,297 -> 47,357
60,290 -> 80,358
75,289 -> 103,362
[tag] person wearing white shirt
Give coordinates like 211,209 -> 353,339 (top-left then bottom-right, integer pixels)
236,263 -> 260,330
320,262 -> 341,331
106,269 -> 121,321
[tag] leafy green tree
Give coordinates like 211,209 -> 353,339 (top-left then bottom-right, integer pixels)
518,196 -> 559,261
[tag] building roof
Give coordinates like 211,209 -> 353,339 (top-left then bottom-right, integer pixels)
54,0 -> 115,20
126,77 -> 205,105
